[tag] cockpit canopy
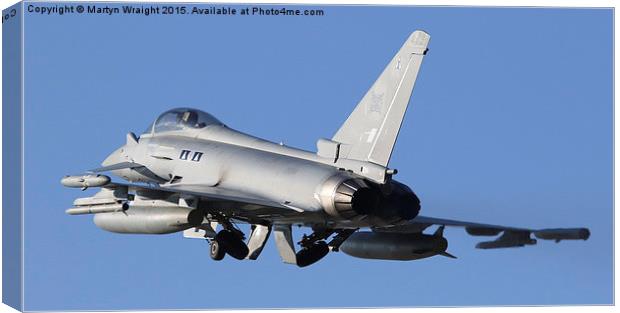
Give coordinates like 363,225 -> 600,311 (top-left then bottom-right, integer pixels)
143,108 -> 224,135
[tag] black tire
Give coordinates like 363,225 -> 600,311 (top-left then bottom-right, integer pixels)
215,230 -> 249,260
210,239 -> 225,261
296,241 -> 329,268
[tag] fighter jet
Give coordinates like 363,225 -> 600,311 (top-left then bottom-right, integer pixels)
61,30 -> 589,267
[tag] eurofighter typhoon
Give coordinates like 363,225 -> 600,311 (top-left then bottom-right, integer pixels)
61,31 -> 590,267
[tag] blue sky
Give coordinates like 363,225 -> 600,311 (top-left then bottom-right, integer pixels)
20,3 -> 612,311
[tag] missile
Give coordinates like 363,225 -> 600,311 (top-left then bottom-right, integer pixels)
533,228 -> 590,242
61,174 -> 111,189
474,228 -> 590,249
66,203 -> 128,215
475,230 -> 536,249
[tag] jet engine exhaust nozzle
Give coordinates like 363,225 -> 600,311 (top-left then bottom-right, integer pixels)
322,178 -> 381,219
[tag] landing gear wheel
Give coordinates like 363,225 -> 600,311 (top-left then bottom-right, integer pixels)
296,241 -> 329,268
209,239 -> 225,261
215,230 -> 249,260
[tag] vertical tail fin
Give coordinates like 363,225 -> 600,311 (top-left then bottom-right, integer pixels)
332,31 -> 430,167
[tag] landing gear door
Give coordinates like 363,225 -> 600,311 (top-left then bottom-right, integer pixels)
273,224 -> 297,264
246,225 -> 272,260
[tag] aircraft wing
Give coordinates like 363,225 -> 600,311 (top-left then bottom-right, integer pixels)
99,181 -> 325,225
108,181 -> 290,211
88,162 -> 144,173
374,215 -> 590,249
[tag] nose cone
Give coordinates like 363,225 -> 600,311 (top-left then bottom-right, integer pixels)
102,146 -> 127,166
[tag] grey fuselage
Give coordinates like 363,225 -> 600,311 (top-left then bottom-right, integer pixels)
104,124 -> 420,228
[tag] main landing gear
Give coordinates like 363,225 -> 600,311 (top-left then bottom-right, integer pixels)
295,228 -> 332,267
210,229 -> 249,260
295,228 -> 357,267
197,210 -> 354,267
296,241 -> 330,267
207,215 -> 249,261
